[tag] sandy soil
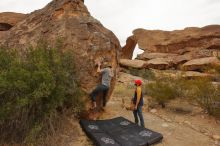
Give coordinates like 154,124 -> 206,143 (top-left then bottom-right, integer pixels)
68,73 -> 220,146
68,94 -> 220,146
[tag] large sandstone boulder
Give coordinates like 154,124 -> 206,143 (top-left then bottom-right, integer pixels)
119,59 -> 147,69
0,0 -> 121,107
137,53 -> 178,60
121,26 -> 220,73
138,53 -> 192,69
120,54 -> 191,70
117,72 -> 145,84
152,69 -> 215,80
182,57 -> 220,71
146,58 -> 171,70
133,25 -> 220,56
122,25 -> 220,61
121,36 -> 137,59
0,12 -> 26,31
172,54 -> 192,67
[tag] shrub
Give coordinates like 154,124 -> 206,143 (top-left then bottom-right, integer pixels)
186,79 -> 220,117
145,75 -> 220,118
201,64 -> 220,75
0,44 -> 84,144
145,77 -> 178,107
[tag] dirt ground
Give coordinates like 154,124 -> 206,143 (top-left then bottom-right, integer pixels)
68,72 -> 220,146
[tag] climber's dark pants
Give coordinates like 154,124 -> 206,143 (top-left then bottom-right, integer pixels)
90,84 -> 109,107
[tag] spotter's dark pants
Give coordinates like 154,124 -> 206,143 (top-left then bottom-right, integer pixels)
133,106 -> 145,127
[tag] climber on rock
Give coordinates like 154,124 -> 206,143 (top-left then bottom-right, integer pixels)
89,60 -> 114,110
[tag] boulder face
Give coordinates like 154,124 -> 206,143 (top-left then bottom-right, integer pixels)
182,57 -> 220,71
138,54 -> 192,70
137,53 -> 178,60
0,12 -> 26,31
122,25 -> 220,60
132,25 -> 220,56
119,59 -> 147,69
121,36 -> 137,59
120,25 -> 220,74
0,0 -> 121,106
146,58 -> 171,70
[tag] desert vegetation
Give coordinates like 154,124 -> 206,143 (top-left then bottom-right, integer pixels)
146,76 -> 220,118
0,43 -> 84,145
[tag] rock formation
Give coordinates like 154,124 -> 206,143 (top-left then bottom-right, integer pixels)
138,53 -> 178,60
119,59 -> 147,69
133,25 -> 220,56
182,57 -> 220,71
0,0 -> 121,108
146,58 -> 171,70
0,12 -> 26,31
121,36 -> 137,59
121,25 -> 220,77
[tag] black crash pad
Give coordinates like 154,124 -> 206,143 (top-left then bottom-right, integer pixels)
80,117 -> 163,146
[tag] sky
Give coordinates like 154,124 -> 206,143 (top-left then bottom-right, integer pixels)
1,0 -> 220,58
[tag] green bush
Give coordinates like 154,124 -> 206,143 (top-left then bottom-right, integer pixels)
145,76 -> 220,118
145,77 -> 178,107
200,64 -> 220,75
186,79 -> 220,117
0,44 -> 84,143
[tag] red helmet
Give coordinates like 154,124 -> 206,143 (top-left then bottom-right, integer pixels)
135,79 -> 142,86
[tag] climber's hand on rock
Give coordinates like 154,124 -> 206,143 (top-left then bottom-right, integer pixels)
97,61 -> 101,66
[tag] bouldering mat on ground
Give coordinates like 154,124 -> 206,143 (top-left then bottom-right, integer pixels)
80,117 -> 163,146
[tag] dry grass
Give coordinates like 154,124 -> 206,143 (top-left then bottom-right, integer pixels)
113,83 -> 134,98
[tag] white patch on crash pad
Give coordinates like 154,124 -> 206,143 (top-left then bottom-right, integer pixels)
101,137 -> 115,144
88,125 -> 99,130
